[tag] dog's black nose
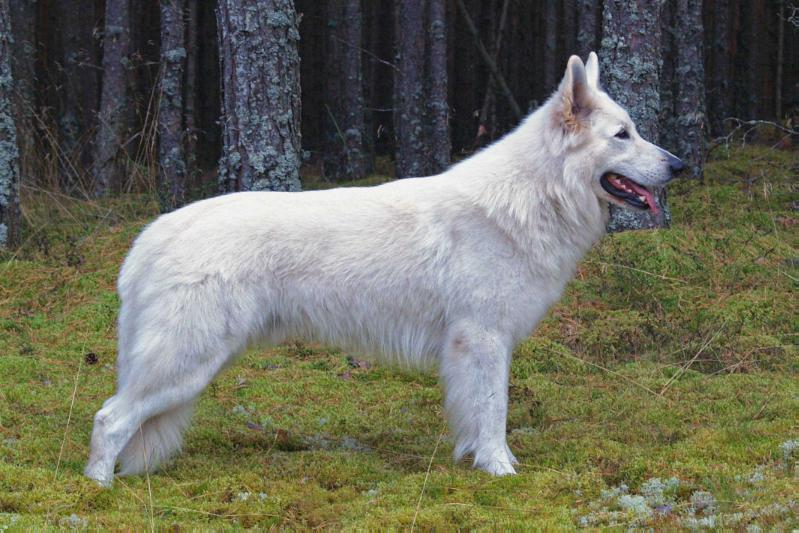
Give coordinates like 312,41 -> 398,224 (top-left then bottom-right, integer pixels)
668,154 -> 685,174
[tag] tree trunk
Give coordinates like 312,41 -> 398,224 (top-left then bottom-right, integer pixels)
8,0 -> 36,182
543,0 -> 557,93
184,0 -> 199,168
394,0 -> 451,178
600,0 -> 669,232
575,0 -> 599,58
560,0 -> 577,67
707,0 -> 733,136
216,0 -> 302,192
51,0 -> 101,191
427,0 -> 450,173
775,0 -> 784,121
93,0 -> 131,197
394,0 -> 427,178
671,0 -> 705,179
322,0 -> 367,181
659,0 -> 677,151
157,0 -> 187,212
0,0 -> 21,248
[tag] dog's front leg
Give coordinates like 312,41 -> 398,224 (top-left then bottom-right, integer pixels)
440,325 -> 517,475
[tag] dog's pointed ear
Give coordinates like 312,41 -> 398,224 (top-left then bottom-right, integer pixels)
555,55 -> 595,133
585,51 -> 600,89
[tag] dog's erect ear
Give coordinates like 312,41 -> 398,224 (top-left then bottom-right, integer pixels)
585,51 -> 599,89
555,55 -> 595,133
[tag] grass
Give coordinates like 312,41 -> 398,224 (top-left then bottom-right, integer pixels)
0,146 -> 797,529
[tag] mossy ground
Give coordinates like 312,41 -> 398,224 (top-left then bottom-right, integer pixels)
0,146 -> 796,529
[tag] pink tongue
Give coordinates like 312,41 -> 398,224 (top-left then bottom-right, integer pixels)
622,178 -> 659,216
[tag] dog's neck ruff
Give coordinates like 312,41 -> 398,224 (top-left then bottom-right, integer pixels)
449,105 -> 607,277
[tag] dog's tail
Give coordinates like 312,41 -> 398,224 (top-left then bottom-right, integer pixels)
117,402 -> 195,476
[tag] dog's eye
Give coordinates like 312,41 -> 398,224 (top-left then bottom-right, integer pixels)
615,129 -> 630,140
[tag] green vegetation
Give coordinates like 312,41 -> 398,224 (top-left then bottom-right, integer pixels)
1,146 -> 796,529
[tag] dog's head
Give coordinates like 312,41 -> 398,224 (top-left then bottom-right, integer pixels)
549,52 -> 684,216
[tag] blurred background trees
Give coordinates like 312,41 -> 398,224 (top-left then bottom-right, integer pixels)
0,0 -> 796,246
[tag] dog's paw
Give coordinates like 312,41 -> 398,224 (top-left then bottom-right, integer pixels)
84,465 -> 114,488
474,448 -> 517,476
478,457 -> 517,476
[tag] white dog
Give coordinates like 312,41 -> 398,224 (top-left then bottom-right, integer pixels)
85,52 -> 683,486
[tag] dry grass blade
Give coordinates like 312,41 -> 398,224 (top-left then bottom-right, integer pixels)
54,357 -> 83,480
411,428 -> 445,532
552,348 -> 665,400
659,320 -> 728,396
585,259 -> 688,283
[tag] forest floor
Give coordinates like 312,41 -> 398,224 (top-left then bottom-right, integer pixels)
0,146 -> 797,529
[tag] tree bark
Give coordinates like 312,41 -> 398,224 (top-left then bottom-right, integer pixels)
427,0 -> 450,173
184,0 -> 199,166
216,0 -> 302,192
0,0 -> 21,248
600,0 -> 669,232
322,0 -> 367,181
394,0 -> 452,178
707,0 -> 733,136
51,0 -> 101,191
8,0 -> 36,182
543,0 -> 557,93
560,0 -> 577,67
671,0 -> 705,179
93,0 -> 131,197
775,0 -> 784,121
394,0 -> 427,178
158,0 -> 187,212
576,0 -> 599,58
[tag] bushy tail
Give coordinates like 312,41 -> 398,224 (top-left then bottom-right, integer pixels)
117,402 -> 195,476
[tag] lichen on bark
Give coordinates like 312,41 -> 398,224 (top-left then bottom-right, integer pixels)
217,0 -> 302,193
394,0 -> 450,179
600,0 -> 670,232
157,0 -> 188,212
0,0 -> 20,248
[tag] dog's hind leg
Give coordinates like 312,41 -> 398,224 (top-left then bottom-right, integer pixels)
440,322 -> 517,476
85,284 -> 253,486
84,344 -> 233,486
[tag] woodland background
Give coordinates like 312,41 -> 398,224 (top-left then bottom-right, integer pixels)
0,0 -> 797,248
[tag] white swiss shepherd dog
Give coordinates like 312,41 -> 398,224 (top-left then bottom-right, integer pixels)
86,52 -> 684,486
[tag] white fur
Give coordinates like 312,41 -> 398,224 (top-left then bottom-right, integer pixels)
85,53 -> 680,486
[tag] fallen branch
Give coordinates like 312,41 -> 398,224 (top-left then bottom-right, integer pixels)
455,0 -> 522,120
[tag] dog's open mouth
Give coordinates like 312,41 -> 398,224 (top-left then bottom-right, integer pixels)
600,173 -> 659,215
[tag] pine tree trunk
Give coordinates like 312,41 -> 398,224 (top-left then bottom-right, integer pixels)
575,0 -> 598,57
394,0 -> 427,178
707,0 -> 732,136
600,0 -> 669,232
157,0 -> 187,212
395,0 -> 450,178
323,0 -> 367,181
427,0 -> 450,173
184,0 -> 199,167
659,0 -> 677,150
543,0 -> 557,93
0,0 -> 21,248
216,0 -> 302,192
8,0 -> 36,182
93,0 -> 131,197
672,0 -> 705,179
560,0 -> 577,67
53,0 -> 101,191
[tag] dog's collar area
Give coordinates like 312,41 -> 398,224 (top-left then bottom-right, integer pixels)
600,172 -> 659,214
